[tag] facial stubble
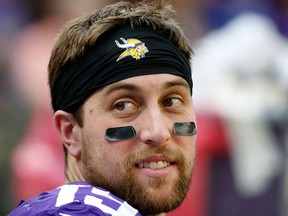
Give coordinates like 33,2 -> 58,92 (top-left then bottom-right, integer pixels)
81,138 -> 195,215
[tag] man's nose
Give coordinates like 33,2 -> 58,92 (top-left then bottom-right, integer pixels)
137,107 -> 171,146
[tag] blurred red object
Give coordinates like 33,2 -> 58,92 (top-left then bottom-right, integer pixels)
11,110 -> 65,204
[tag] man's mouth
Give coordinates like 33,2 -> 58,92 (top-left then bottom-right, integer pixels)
136,161 -> 171,169
133,155 -> 177,178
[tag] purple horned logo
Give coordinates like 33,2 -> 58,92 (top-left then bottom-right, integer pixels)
115,38 -> 149,61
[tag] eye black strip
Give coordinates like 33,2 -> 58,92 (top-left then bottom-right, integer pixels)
105,126 -> 136,142
173,122 -> 196,136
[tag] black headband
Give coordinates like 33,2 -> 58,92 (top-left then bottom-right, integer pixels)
51,24 -> 192,112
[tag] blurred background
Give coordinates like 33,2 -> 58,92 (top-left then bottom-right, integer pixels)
0,0 -> 287,215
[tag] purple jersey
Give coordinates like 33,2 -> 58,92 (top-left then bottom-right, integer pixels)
9,181 -> 141,216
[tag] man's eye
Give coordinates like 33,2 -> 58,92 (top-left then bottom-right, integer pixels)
163,98 -> 182,107
114,101 -> 137,112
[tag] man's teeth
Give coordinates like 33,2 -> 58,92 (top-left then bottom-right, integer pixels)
137,161 -> 171,169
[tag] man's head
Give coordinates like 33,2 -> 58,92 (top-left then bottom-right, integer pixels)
48,0 -> 196,215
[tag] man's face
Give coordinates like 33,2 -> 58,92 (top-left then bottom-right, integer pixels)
79,74 -> 196,215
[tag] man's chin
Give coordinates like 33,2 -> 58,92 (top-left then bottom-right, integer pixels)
133,190 -> 186,215
122,177 -> 188,215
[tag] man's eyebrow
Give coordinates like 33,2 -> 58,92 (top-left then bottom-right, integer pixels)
102,78 -> 191,95
103,82 -> 141,95
164,79 -> 190,90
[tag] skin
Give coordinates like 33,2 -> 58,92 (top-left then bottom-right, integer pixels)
54,74 -> 197,216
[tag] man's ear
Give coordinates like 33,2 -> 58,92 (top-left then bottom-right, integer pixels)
53,110 -> 82,159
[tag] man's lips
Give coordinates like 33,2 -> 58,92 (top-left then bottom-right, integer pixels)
134,155 -> 176,169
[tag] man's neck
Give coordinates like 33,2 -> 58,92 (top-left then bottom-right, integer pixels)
146,213 -> 166,216
65,154 -> 84,183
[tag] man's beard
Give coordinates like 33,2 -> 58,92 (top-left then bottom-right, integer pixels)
82,142 -> 194,215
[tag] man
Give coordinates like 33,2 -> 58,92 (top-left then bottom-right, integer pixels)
9,0 -> 197,215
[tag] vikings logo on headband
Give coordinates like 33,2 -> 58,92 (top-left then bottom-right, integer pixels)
105,122 -> 196,142
115,38 -> 149,61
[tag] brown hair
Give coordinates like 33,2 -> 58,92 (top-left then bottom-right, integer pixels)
48,0 -> 192,106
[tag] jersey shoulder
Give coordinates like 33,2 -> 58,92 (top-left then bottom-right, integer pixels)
8,181 -> 141,216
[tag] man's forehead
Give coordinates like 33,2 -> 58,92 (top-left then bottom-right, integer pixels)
102,74 -> 190,94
